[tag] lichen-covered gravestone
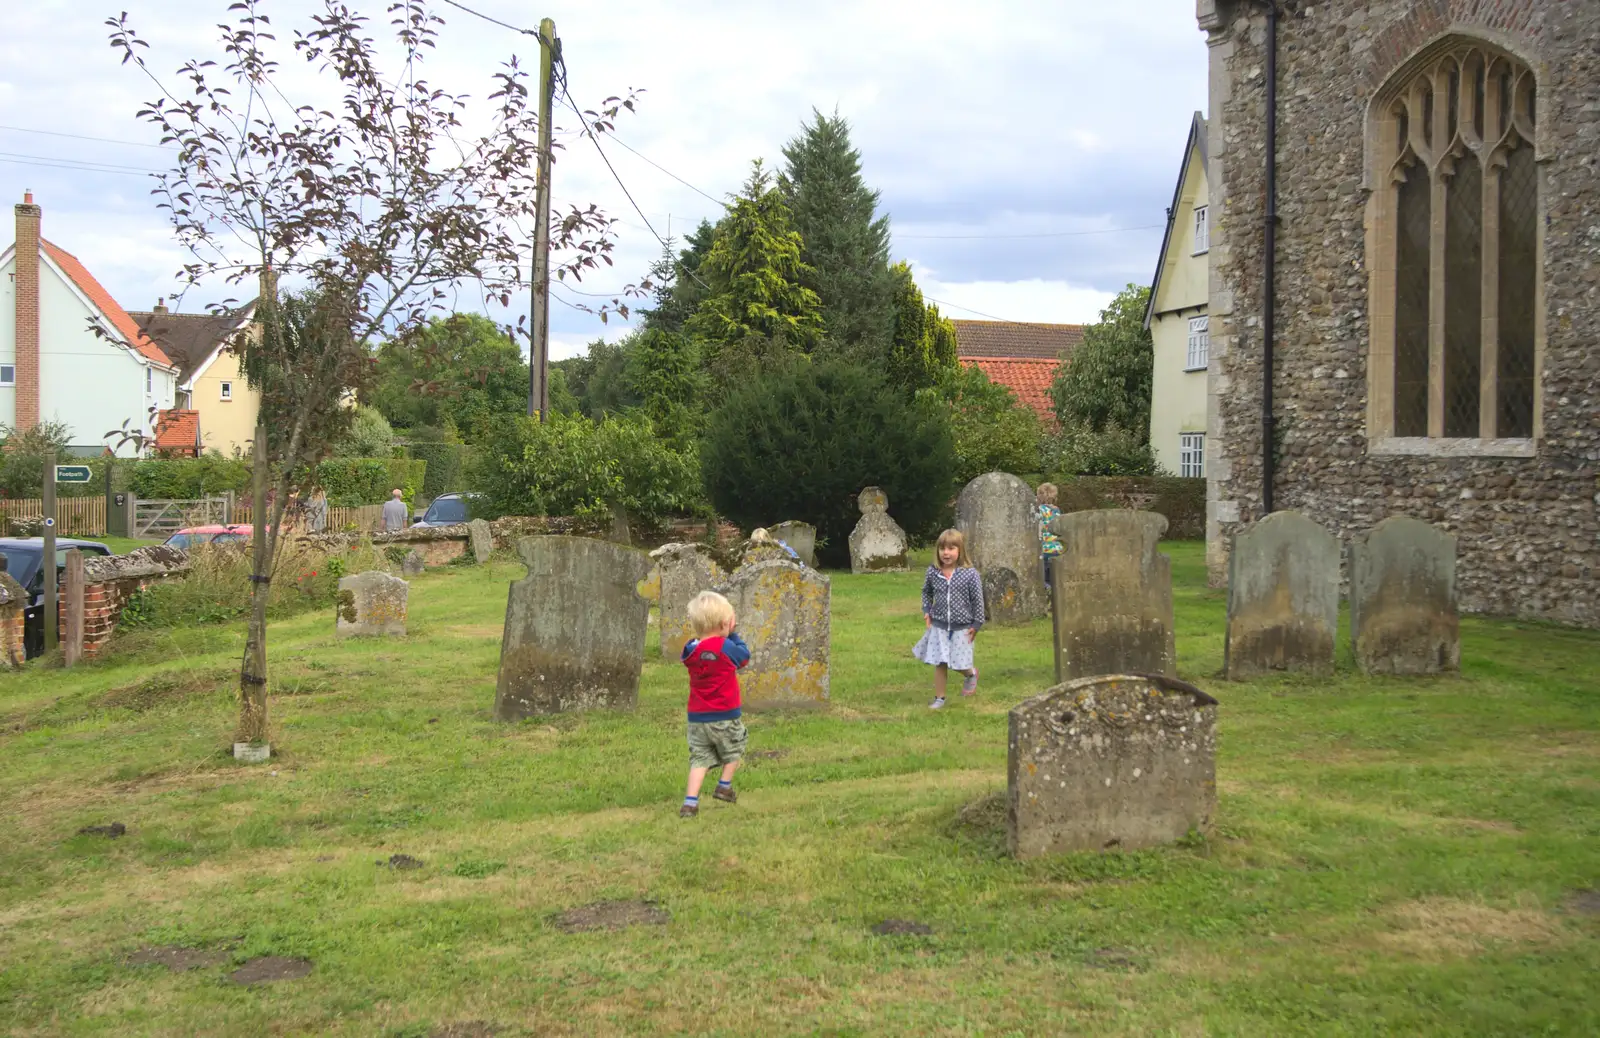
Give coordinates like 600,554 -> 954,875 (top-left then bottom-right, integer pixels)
955,471 -> 1046,623
717,560 -> 830,707
467,518 -> 493,564
848,487 -> 908,573
1008,673 -> 1218,858
769,521 -> 817,568
1048,510 -> 1175,680
495,536 -> 651,719
1225,510 -> 1340,679
648,542 -> 725,661
401,550 -> 425,577
1350,516 -> 1459,675
336,571 -> 408,638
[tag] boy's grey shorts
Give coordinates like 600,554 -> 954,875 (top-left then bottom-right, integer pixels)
687,718 -> 748,768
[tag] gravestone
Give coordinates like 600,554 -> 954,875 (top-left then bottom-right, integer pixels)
769,521 -> 817,568
401,550 -> 425,577
1224,511 -> 1340,679
1350,516 -> 1459,675
336,571 -> 409,638
467,518 -> 493,564
716,560 -> 830,707
648,542 -> 725,661
847,487 -> 908,573
1048,511 -> 1174,680
955,471 -> 1047,623
740,532 -> 795,567
1008,673 -> 1218,858
495,536 -> 651,719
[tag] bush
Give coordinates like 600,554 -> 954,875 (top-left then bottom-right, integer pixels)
468,411 -> 703,527
0,421 -> 112,498
316,457 -> 427,506
924,365 -> 1043,485
701,359 -> 956,567
128,455 -> 252,499
333,406 -> 396,457
1040,423 -> 1162,477
408,441 -> 472,498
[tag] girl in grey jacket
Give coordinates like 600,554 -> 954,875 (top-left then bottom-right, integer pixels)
912,528 -> 985,709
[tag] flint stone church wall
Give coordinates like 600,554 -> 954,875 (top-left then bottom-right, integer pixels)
1199,0 -> 1600,626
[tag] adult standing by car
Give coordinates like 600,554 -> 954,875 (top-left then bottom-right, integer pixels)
381,488 -> 408,533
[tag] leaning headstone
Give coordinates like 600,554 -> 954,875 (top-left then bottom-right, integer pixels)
1008,673 -> 1218,858
716,560 -> 830,707
955,471 -> 1047,624
401,550 -> 425,577
467,518 -> 493,564
649,543 -> 725,661
336,571 -> 409,638
495,536 -> 651,719
1350,516 -> 1459,675
847,487 -> 908,573
1048,511 -> 1175,680
769,521 -> 817,568
1224,511 -> 1340,679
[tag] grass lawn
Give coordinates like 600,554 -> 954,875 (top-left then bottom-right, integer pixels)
1,541 -> 1596,1036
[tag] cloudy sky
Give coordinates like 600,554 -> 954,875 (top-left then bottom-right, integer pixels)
1,0 -> 1207,360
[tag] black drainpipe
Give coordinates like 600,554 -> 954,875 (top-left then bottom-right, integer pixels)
1261,0 -> 1278,516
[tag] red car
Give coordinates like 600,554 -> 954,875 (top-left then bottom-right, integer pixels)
163,524 -> 254,550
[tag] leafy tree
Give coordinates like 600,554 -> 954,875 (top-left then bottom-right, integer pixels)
639,220 -> 715,335
885,263 -> 958,391
922,365 -> 1043,485
333,406 -> 396,458
685,161 -> 823,361
1050,284 -> 1154,435
555,337 -> 637,418
701,359 -> 955,567
780,110 -> 894,356
623,328 -> 707,450
0,421 -> 75,498
371,314 -> 530,437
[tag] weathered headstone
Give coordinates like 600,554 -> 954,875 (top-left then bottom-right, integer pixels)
955,471 -> 1047,623
769,521 -> 817,567
495,536 -> 651,719
648,542 -> 725,661
1048,511 -> 1175,680
336,571 -> 409,638
848,487 -> 908,573
467,518 -> 493,564
401,550 -> 425,577
1008,673 -> 1218,858
716,560 -> 830,707
1350,516 -> 1459,675
1224,511 -> 1340,679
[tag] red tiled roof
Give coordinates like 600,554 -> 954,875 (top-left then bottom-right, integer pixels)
960,356 -> 1060,424
951,320 -> 1084,361
40,239 -> 172,368
154,409 -> 201,454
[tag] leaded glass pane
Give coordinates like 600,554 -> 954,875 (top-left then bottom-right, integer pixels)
1394,164 -> 1431,437
1498,144 -> 1537,438
1443,154 -> 1483,438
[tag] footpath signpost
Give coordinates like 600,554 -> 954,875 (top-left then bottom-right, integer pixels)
41,458 -> 93,654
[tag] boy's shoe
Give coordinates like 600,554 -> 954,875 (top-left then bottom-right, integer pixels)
961,669 -> 979,696
713,786 -> 737,804
929,696 -> 946,710
679,803 -> 698,818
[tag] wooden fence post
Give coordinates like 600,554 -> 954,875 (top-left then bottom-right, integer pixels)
63,548 -> 84,668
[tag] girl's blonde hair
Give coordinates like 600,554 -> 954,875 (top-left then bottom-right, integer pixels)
687,590 -> 736,636
1036,482 -> 1058,505
933,528 -> 971,568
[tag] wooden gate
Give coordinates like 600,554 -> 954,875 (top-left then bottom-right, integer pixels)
132,496 -> 231,539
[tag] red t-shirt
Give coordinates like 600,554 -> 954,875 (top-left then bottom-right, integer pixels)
682,631 -> 750,720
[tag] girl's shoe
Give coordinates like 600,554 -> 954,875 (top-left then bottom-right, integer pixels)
929,696 -> 946,710
961,669 -> 979,696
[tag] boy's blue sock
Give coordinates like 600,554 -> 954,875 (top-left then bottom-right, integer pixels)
716,779 -> 732,790
683,795 -> 699,807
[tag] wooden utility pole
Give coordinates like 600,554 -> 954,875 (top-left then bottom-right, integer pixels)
41,450 -> 57,653
527,17 -> 557,421
62,548 -> 84,668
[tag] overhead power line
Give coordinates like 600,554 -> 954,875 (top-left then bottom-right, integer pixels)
438,0 -> 540,37
603,133 -> 728,210
0,123 -> 172,150
925,295 -> 1074,326
898,223 -> 1164,240
0,152 -> 161,177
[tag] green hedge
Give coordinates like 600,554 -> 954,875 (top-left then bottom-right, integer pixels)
316,458 -> 427,507
1048,476 -> 1206,539
408,442 -> 472,499
128,456 -> 252,499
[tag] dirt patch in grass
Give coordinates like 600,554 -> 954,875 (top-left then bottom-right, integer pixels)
1379,897 -> 1562,956
379,854 -> 426,870
1084,947 -> 1144,971
444,625 -> 504,639
870,919 -> 932,935
746,749 -> 788,761
1563,889 -> 1600,916
101,669 -> 231,712
551,899 -> 669,934
229,956 -> 312,986
432,1024 -> 496,1038
76,822 -> 127,838
127,945 -> 231,971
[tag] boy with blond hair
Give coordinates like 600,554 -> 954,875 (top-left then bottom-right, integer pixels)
678,590 -> 751,818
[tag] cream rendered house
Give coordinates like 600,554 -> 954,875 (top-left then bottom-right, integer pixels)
1145,113 -> 1211,479
131,300 -> 260,456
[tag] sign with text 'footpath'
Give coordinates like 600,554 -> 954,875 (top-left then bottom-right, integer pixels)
54,465 -> 92,484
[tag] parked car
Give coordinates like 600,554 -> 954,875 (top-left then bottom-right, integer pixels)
411,492 -> 481,529
163,525 -> 253,550
0,537 -> 114,659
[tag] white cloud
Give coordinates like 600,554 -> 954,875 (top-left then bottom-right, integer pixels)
919,276 -> 1114,326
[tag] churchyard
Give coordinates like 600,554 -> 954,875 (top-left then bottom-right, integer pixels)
1,539 -> 1597,1035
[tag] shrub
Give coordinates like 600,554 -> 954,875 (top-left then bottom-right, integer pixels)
0,421 -> 111,498
128,454 -> 252,499
316,457 -> 427,506
332,406 -> 396,458
408,441 -> 472,498
468,411 -> 703,527
1040,423 -> 1162,477
923,364 -> 1043,485
701,359 -> 956,567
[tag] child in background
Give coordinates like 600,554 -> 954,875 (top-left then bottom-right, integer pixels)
913,529 -> 985,710
679,590 -> 751,818
1035,482 -> 1064,592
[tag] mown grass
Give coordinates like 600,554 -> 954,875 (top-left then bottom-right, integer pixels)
0,542 -> 1596,1036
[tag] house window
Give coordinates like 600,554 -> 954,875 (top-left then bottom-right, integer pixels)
1193,205 -> 1209,253
220,381 -> 233,401
146,367 -> 153,393
1186,315 -> 1209,370
1180,433 -> 1205,478
1371,41 -> 1539,444
0,364 -> 13,386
